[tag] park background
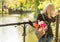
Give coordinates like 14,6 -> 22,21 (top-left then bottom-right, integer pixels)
0,0 -> 60,42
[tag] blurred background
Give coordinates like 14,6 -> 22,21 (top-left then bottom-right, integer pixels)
0,0 -> 60,42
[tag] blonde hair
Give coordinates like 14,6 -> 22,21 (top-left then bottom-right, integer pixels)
41,3 -> 58,19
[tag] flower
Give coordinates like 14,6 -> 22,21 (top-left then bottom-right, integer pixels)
33,20 -> 47,34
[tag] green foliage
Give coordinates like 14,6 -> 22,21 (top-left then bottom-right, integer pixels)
1,0 -> 60,10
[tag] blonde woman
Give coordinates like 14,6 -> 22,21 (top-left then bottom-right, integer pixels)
29,3 -> 58,42
37,3 -> 58,42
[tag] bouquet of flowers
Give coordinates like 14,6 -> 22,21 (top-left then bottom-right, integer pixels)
33,20 -> 47,35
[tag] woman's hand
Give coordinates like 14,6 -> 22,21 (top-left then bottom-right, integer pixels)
29,20 -> 33,26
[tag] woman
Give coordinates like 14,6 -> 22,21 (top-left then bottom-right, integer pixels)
29,3 -> 58,42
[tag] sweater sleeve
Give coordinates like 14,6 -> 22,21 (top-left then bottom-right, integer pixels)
51,15 -> 58,22
50,17 -> 56,22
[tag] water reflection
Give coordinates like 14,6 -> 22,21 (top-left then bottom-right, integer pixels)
0,16 -> 22,42
0,13 -> 37,42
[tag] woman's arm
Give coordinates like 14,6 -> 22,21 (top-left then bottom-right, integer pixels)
29,20 -> 33,26
29,14 -> 42,27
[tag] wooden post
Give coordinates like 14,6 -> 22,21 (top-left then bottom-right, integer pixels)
55,15 -> 59,42
0,22 -> 31,42
2,0 -> 4,16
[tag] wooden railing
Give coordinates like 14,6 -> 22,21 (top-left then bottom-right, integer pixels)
0,22 -> 30,42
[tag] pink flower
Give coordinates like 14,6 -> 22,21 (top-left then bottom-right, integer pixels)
33,20 -> 47,34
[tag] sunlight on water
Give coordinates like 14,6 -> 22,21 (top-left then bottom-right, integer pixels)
0,16 -> 23,42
